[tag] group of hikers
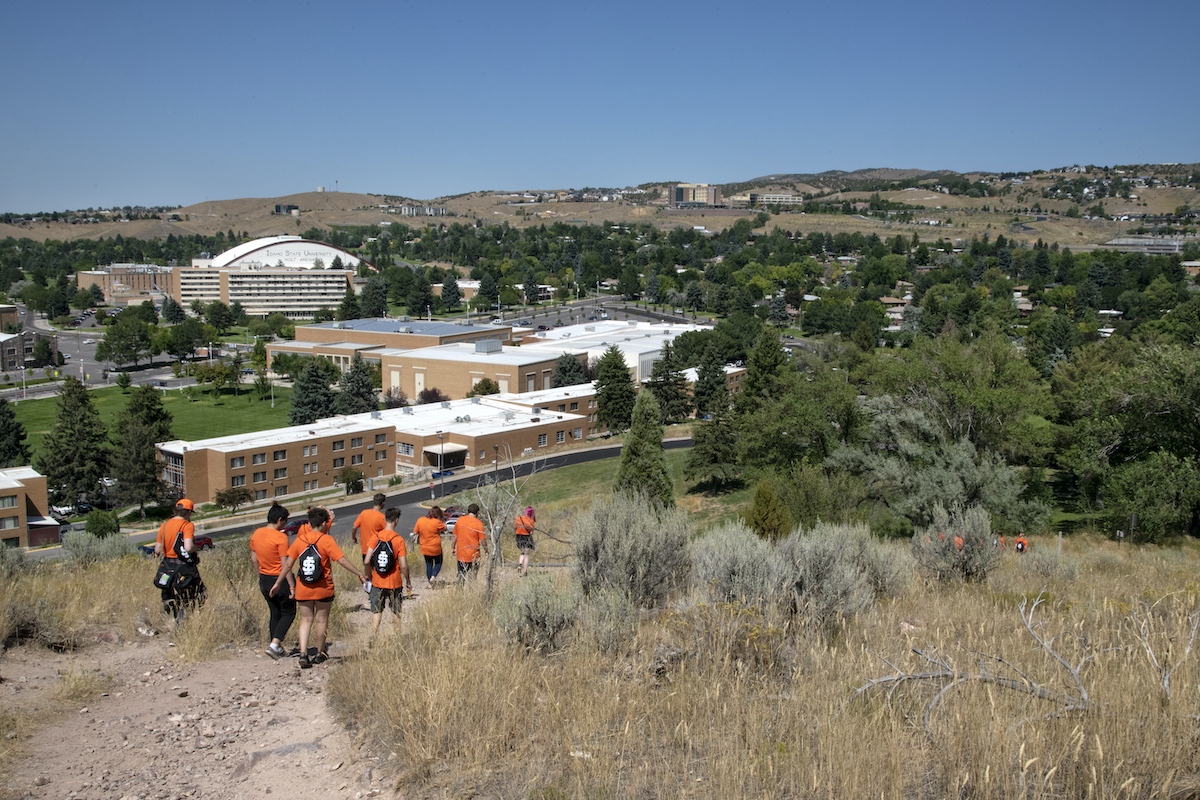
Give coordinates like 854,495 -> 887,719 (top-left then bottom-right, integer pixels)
153,494 -> 537,668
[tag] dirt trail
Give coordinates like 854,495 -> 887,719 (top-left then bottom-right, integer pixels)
2,613 -> 394,800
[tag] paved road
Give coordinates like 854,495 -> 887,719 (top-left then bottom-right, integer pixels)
31,437 -> 693,559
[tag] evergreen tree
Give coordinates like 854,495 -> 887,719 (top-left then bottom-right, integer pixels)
646,273 -> 662,305
550,353 -> 587,388
336,286 -> 361,321
612,390 -> 673,507
229,301 -> 248,327
408,271 -> 435,318
334,355 -> 379,415
618,264 -> 641,299
111,385 -> 173,518
737,328 -> 789,411
442,271 -> 462,310
161,296 -> 186,324
465,377 -> 500,397
693,342 -> 728,417
683,411 -> 738,493
360,277 -> 388,318
594,345 -> 636,433
745,479 -> 792,540
479,271 -> 499,307
35,377 -> 108,505
768,294 -> 790,326
643,341 -> 692,423
289,359 -> 336,425
0,398 -> 31,468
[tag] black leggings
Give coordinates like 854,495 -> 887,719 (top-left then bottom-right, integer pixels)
259,573 -> 297,642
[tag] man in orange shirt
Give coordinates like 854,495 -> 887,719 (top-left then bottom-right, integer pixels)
274,506 -> 367,669
154,498 -> 205,623
365,507 -> 411,641
250,502 -> 295,659
412,506 -> 447,590
352,493 -> 388,566
451,503 -> 488,581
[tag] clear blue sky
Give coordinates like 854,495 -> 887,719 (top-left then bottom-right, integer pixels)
2,0 -> 1195,212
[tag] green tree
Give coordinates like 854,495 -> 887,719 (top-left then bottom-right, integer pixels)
407,272 -> 435,317
289,358 -> 336,425
204,301 -> 234,334
360,277 -> 388,318
683,411 -> 738,493
745,479 -> 792,540
612,390 -> 673,507
618,264 -> 641,299
737,328 -> 789,410
643,341 -> 692,423
111,385 -> 174,519
161,296 -> 186,324
30,338 -> 54,368
336,286 -> 361,321
35,377 -> 107,506
550,353 -> 587,388
334,355 -> 379,415
465,377 -> 500,397
441,271 -> 462,310
214,486 -> 253,513
115,371 -> 132,392
85,509 -> 120,538
96,317 -> 152,366
594,345 -> 636,433
0,398 -> 31,468
692,342 -> 728,417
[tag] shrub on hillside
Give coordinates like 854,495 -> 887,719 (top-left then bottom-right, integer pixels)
493,573 -> 580,653
573,492 -> 691,608
0,542 -> 27,578
911,505 -> 998,582
692,520 -> 786,605
62,531 -> 137,566
778,523 -> 880,627
579,587 -> 640,653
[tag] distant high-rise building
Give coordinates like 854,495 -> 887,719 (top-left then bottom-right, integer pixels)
667,183 -> 722,208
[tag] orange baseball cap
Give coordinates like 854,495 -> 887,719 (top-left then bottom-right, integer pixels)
176,498 -> 195,511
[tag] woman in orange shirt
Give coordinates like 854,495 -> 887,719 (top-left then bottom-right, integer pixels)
273,506 -> 366,669
515,507 -> 536,578
412,506 -> 447,590
250,502 -> 295,660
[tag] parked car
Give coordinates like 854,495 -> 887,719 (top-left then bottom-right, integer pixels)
431,470 -> 455,479
282,517 -> 309,536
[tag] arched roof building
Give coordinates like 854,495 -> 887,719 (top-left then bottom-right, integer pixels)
202,236 -> 365,270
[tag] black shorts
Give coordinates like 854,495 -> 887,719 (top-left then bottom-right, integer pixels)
369,586 -> 403,614
515,534 -> 534,551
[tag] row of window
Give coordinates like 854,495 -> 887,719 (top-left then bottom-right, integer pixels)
536,429 -> 584,447
229,435 -> 387,469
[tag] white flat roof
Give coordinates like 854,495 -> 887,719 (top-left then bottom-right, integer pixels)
382,342 -> 583,367
495,382 -> 597,406
159,415 -> 393,456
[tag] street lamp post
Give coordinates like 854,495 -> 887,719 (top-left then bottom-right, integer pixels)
208,342 -> 214,366
493,444 -> 499,484
437,431 -> 445,498
19,367 -> 25,399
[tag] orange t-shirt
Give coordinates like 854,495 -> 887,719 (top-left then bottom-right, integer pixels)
515,515 -> 534,537
413,516 -> 446,557
157,518 -> 194,558
366,529 -> 407,590
454,515 -> 486,564
250,526 -> 289,576
286,526 -> 345,601
354,508 -> 388,555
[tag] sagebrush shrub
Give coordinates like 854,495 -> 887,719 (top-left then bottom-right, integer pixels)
911,505 -> 999,582
579,587 -> 639,653
777,523 -> 875,626
62,531 -> 138,565
692,519 -> 786,605
492,573 -> 580,652
0,542 -> 27,578
1024,547 -> 1080,580
573,492 -> 691,607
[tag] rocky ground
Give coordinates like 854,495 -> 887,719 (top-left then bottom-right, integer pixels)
1,613 -> 394,800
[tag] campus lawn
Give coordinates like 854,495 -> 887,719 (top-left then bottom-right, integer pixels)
14,384 -> 296,461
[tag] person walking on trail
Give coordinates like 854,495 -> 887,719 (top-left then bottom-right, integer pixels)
352,493 -> 388,566
451,503 -> 488,582
1015,535 -> 1030,554
154,498 -> 206,625
412,506 -> 447,591
515,506 -> 536,578
250,502 -> 296,660
273,506 -> 367,669
365,507 -> 411,643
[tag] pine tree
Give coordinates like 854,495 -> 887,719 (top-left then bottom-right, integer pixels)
684,411 -> 739,492
612,390 -> 673,507
407,271 -> 435,318
769,294 -> 790,326
465,378 -> 500,397
745,479 -> 792,540
111,385 -> 174,518
35,377 -> 108,505
442,271 -> 462,310
360,277 -> 388,318
738,328 -> 789,411
550,353 -> 587,388
289,359 -> 336,425
334,355 -> 379,415
643,341 -> 692,423
693,342 -> 728,418
595,345 -> 636,433
479,271 -> 499,307
336,286 -> 361,321
0,398 -> 31,468
161,296 -> 186,324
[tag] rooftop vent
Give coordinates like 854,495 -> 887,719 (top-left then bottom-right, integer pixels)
476,339 -> 502,355
470,397 -> 481,404
532,407 -> 542,415
463,414 -> 470,422
402,407 -> 413,414
370,411 -> 381,419
441,401 -> 451,409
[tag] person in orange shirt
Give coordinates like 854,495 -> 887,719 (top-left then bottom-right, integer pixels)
352,493 -> 388,566
250,502 -> 295,660
451,503 -> 488,581
1015,536 -> 1029,554
273,506 -> 366,669
154,498 -> 205,623
365,507 -> 411,641
515,507 -> 536,578
412,506 -> 447,590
